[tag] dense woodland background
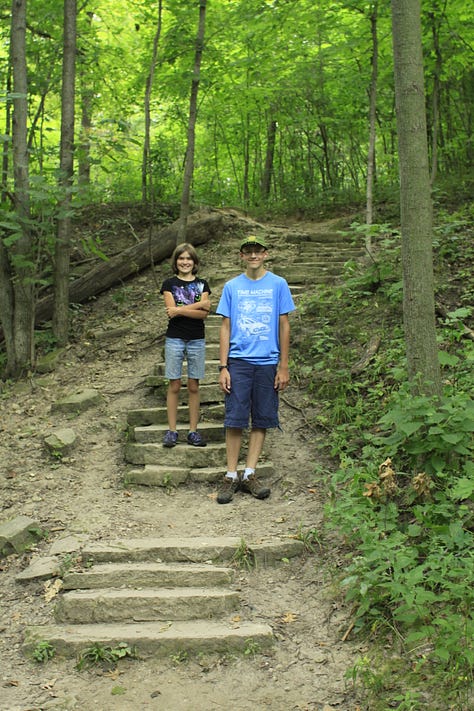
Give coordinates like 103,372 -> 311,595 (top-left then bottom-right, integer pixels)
1,2 -> 474,708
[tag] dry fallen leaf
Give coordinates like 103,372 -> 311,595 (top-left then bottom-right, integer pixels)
44,578 -> 63,602
280,612 -> 298,624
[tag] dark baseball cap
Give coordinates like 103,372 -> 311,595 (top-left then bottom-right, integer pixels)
240,235 -> 268,251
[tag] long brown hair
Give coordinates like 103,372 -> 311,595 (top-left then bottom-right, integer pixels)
171,243 -> 199,275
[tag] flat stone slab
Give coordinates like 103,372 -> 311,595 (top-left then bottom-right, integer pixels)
125,465 -> 190,487
132,422 -> 224,444
127,404 -> 225,426
63,562 -> 234,590
0,515 -> 42,558
145,380 -> 224,403
16,556 -> 61,583
50,388 -> 102,414
124,441 -> 226,467
125,461 -> 274,486
81,536 -> 305,566
55,587 -> 240,623
23,619 -> 273,659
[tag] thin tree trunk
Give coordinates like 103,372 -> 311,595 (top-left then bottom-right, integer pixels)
391,0 -> 441,396
53,0 -> 77,346
365,3 -> 378,249
262,118 -> 277,201
142,0 -> 163,203
8,0 -> 34,376
177,0 -> 207,244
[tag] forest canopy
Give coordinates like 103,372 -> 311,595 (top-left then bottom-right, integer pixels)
1,0 -> 473,213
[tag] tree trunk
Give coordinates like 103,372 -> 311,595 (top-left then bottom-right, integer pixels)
142,0 -> 163,203
391,0 -> 441,396
5,0 -> 34,377
365,3 -> 378,243
177,0 -> 207,244
53,0 -> 77,346
262,118 -> 277,201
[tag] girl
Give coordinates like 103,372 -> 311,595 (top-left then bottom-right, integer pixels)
160,243 -> 211,447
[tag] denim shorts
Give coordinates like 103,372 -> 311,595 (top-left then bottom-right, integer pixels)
224,358 -> 280,430
164,338 -> 206,380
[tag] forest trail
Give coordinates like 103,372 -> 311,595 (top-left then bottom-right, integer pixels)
0,218 -> 368,711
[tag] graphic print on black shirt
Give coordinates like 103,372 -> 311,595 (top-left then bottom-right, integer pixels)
160,276 -> 211,341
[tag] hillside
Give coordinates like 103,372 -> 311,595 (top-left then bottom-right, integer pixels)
0,212 -> 372,711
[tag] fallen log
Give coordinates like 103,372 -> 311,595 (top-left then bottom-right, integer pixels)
34,208 -> 257,326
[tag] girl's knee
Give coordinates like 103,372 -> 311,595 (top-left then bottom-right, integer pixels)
187,378 -> 199,394
168,379 -> 181,394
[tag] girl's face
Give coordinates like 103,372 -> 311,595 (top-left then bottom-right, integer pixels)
176,251 -> 195,276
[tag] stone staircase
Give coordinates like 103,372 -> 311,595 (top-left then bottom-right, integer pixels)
20,225 -> 364,661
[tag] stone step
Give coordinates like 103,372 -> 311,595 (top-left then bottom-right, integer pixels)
127,403 -> 225,427
144,381 -> 223,403
287,262 -> 346,275
124,461 -> 274,487
124,440 -> 226,467
287,232 -> 361,244
80,536 -> 304,566
63,561 -> 234,590
280,270 -> 341,285
132,421 -> 224,444
152,361 -> 219,386
55,587 -> 240,624
296,248 -> 363,259
23,619 -> 273,659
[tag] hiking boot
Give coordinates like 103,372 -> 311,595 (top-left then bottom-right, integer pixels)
217,475 -> 240,504
241,473 -> 270,500
187,431 -> 207,447
163,430 -> 178,448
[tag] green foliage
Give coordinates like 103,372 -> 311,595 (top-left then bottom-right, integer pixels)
291,212 -> 474,707
76,642 -> 137,671
32,640 -> 55,664
231,538 -> 256,570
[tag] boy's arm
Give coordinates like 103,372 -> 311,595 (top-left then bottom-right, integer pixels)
274,313 -> 290,390
218,317 -> 231,393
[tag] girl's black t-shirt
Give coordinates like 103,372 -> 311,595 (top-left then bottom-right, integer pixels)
160,276 -> 211,340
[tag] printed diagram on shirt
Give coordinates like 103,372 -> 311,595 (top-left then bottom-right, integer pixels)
171,281 -> 204,306
236,291 -> 272,341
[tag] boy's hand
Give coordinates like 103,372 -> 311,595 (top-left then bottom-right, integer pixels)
274,366 -> 289,391
219,369 -> 231,393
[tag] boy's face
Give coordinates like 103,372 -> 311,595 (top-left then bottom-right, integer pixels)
240,245 -> 267,267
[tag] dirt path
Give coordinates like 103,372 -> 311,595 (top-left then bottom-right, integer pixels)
0,222 -> 364,711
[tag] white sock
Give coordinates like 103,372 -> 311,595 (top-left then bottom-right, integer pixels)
243,467 -> 255,480
226,471 -> 238,480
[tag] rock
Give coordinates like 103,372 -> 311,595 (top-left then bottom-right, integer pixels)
44,428 -> 77,456
0,515 -> 43,558
50,388 -> 103,414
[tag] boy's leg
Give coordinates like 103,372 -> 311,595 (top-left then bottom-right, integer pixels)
225,427 -> 242,472
245,427 -> 266,469
241,427 -> 271,499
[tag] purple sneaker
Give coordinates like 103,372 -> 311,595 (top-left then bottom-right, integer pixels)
163,430 -> 178,448
187,431 -> 207,447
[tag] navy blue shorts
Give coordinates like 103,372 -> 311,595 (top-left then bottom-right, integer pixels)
224,358 -> 279,430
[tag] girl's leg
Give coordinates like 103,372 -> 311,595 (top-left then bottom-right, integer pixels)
166,379 -> 181,431
187,378 -> 200,432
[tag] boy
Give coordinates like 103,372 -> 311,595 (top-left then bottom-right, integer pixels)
216,235 -> 295,504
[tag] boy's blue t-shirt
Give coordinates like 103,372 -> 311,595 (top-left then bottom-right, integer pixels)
216,271 -> 295,365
